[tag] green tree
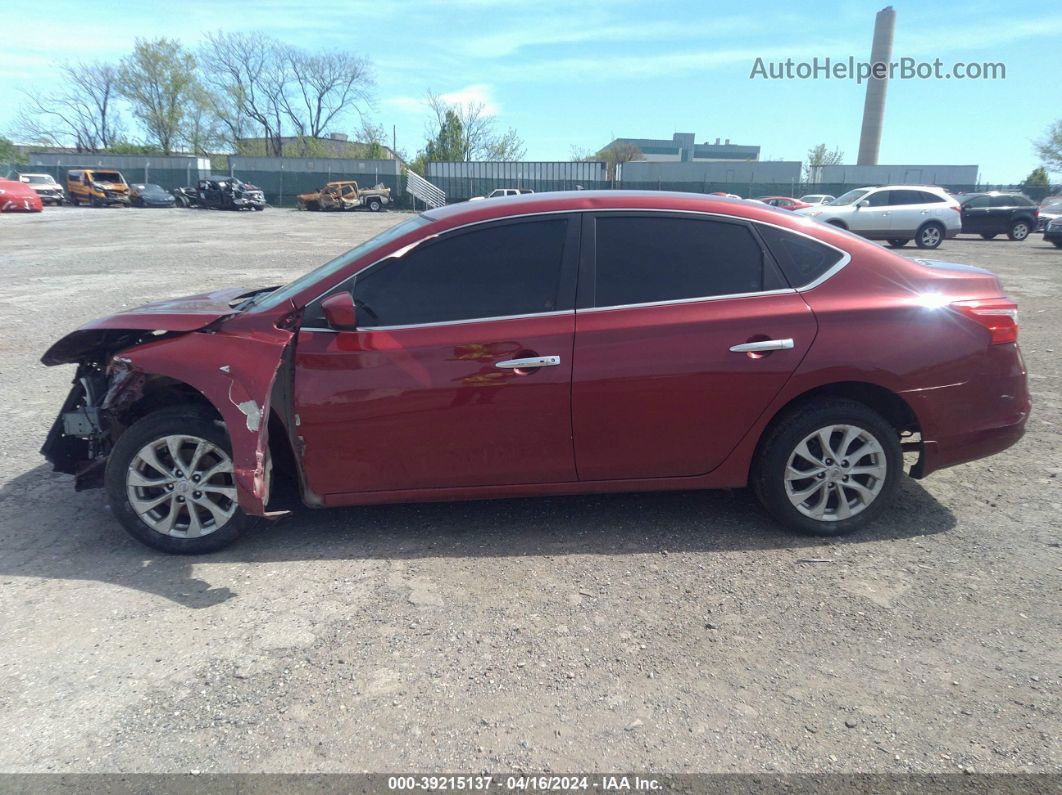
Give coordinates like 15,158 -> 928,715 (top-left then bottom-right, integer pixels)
117,38 -> 198,154
424,110 -> 465,162
0,136 -> 26,165
1035,120 -> 1062,174
1022,166 -> 1050,189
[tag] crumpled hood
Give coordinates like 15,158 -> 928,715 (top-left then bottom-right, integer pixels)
41,287 -> 260,365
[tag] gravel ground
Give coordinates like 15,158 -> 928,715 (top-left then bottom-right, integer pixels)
0,206 -> 1058,774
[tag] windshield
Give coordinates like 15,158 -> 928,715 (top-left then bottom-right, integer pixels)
91,172 -> 123,183
251,215 -> 434,312
826,189 -> 871,206
1042,201 -> 1062,213
23,175 -> 54,184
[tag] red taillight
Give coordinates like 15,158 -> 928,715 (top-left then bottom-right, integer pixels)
951,299 -> 1019,344
947,204 -> 961,214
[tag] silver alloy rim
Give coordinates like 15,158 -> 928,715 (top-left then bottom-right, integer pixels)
1013,223 -> 1028,240
126,435 -> 237,537
784,424 -> 887,522
921,226 -> 941,246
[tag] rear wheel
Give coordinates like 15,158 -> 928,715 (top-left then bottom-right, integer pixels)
1008,220 -> 1030,241
105,408 -> 249,553
980,232 -> 997,240
886,239 -> 909,248
367,197 -> 383,212
915,222 -> 944,249
752,399 -> 902,536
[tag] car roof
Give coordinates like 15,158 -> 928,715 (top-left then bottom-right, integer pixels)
420,189 -> 810,230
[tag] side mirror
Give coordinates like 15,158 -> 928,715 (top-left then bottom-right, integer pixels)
857,200 -> 870,208
321,292 -> 358,331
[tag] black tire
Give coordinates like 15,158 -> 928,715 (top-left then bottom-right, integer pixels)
915,222 -> 945,249
886,239 -> 909,248
367,197 -> 383,212
1007,220 -> 1031,241
980,233 -> 997,240
752,398 -> 902,537
826,219 -> 847,229
105,407 -> 250,554
1053,241 -> 1062,249
253,205 -> 264,211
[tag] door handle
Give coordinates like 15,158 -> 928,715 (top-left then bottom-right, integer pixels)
495,355 -> 561,369
729,339 -> 794,353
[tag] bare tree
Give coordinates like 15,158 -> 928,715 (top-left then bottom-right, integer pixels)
11,61 -> 123,151
804,143 -> 844,182
281,47 -> 373,139
199,32 -> 289,156
117,38 -> 198,154
356,119 -> 389,158
597,141 -> 643,183
485,127 -> 526,161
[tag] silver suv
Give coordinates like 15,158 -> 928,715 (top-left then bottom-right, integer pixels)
795,185 -> 961,249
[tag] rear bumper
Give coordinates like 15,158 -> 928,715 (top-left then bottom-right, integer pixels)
903,343 -> 1030,477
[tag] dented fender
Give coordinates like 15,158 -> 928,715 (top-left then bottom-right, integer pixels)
110,325 -> 296,515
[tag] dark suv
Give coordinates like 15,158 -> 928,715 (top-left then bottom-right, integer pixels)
957,192 -> 1038,241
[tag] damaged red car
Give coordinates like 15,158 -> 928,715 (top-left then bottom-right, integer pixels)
41,191 -> 1030,553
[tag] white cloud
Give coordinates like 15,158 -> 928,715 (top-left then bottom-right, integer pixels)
437,84 -> 499,115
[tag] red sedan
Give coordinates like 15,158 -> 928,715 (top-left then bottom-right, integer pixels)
754,196 -> 813,211
41,191 -> 1029,553
0,178 -> 43,212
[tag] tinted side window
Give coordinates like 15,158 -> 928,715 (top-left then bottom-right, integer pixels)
990,194 -> 1023,208
864,190 -> 892,206
353,219 -> 568,327
756,224 -> 845,288
964,195 -> 990,208
917,191 -> 945,203
594,216 -> 763,307
890,190 -> 926,205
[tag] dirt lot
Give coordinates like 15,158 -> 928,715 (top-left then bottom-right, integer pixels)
0,205 -> 1058,774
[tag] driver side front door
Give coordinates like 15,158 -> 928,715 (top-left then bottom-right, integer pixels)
293,215 -> 581,497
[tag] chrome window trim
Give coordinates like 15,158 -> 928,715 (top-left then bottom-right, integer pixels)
578,287 -> 797,315
299,205 -> 853,330
301,309 -> 575,334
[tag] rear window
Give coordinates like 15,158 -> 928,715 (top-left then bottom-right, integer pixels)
990,194 -> 1032,208
755,224 -> 845,288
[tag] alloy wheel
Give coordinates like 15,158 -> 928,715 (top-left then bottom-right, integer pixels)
784,424 -> 887,521
126,435 -> 237,537
920,226 -> 941,247
1011,223 -> 1029,240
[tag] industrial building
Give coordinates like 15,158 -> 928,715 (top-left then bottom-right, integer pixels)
602,132 -> 760,162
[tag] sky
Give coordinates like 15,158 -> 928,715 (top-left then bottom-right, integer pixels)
2,0 -> 1060,183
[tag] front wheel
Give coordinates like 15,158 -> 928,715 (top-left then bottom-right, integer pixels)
105,408 -> 250,553
915,222 -> 944,249
367,198 -> 383,212
752,399 -> 902,536
886,239 -> 909,248
1008,221 -> 1030,241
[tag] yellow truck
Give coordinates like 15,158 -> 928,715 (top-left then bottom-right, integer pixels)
66,168 -> 131,207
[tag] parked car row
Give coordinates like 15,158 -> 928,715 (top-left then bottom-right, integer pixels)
0,170 -> 268,212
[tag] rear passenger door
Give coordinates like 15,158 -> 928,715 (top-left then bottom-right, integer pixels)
570,213 -> 819,481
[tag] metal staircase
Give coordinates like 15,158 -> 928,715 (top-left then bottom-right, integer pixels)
405,169 -> 446,209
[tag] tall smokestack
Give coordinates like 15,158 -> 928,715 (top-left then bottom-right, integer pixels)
856,6 -> 896,166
